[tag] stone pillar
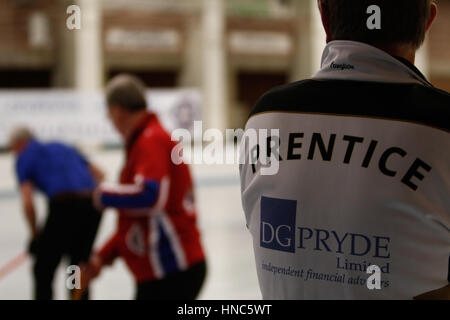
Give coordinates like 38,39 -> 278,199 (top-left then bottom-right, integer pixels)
52,0 -> 76,88
310,0 -> 327,73
74,0 -> 103,90
291,0 -> 311,81
202,0 -> 227,131
291,0 -> 327,82
179,12 -> 203,88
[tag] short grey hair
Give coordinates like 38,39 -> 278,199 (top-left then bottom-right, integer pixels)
106,74 -> 148,112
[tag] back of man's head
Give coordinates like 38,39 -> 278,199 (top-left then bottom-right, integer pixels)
106,74 -> 147,112
320,0 -> 432,49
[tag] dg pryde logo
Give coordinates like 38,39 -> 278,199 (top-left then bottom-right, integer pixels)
260,196 -> 297,253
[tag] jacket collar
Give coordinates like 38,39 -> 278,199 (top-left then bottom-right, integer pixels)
126,112 -> 155,151
312,40 -> 433,87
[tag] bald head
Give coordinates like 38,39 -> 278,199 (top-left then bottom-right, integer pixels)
9,127 -> 34,155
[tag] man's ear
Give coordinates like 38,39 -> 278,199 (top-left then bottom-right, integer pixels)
426,1 -> 437,32
318,0 -> 332,43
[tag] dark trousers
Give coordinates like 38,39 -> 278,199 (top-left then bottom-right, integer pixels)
33,195 -> 101,300
136,261 -> 207,300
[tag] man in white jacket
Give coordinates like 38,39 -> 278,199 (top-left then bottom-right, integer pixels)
240,0 -> 449,299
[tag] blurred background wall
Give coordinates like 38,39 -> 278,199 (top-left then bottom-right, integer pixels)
1,0 -> 448,131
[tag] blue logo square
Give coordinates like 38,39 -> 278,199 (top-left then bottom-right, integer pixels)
260,196 -> 297,253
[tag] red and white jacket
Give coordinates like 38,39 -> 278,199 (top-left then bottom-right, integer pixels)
98,113 -> 205,283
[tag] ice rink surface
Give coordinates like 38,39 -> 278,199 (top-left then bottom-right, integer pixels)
0,148 -> 261,300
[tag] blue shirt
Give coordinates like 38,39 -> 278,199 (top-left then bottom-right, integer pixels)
16,140 -> 95,198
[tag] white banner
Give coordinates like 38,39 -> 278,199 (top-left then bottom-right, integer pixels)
0,89 -> 201,148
